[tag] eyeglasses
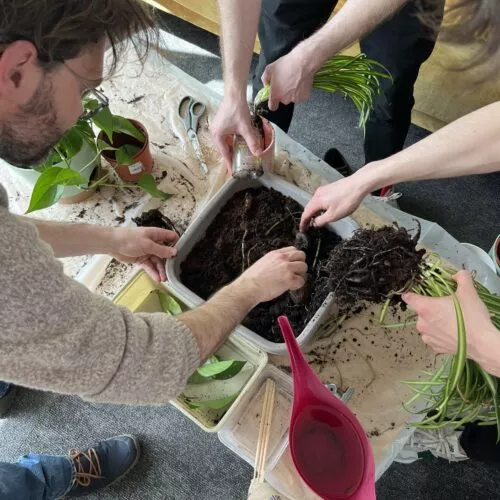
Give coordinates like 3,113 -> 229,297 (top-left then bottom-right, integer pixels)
80,88 -> 109,120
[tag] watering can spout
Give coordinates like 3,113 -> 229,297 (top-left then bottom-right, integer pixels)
277,316 -> 310,382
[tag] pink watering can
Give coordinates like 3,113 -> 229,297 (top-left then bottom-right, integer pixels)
278,315 -> 376,500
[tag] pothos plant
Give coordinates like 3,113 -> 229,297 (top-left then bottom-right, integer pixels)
156,289 -> 246,411
26,91 -> 169,213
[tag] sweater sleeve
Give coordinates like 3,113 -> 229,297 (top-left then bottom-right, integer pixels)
0,203 -> 200,405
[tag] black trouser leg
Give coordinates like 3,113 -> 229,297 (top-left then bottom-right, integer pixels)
460,422 -> 500,462
360,0 -> 444,164
253,0 -> 337,132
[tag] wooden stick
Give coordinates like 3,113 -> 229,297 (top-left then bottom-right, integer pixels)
253,379 -> 276,482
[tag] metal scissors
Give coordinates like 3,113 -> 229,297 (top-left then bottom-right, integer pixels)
178,95 -> 208,174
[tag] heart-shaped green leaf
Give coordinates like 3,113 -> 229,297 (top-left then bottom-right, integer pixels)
197,360 -> 244,378
115,144 -> 141,166
58,127 -> 84,158
113,115 -> 145,143
26,167 -> 86,213
157,291 -> 182,315
92,105 -> 114,143
187,371 -> 207,385
212,360 -> 246,380
137,174 -> 170,200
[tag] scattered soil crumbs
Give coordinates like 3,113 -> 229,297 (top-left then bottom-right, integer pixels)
320,224 -> 425,310
181,187 -> 341,343
133,209 -> 178,233
95,259 -> 133,299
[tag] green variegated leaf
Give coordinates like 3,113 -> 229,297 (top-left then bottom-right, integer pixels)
137,174 -> 170,200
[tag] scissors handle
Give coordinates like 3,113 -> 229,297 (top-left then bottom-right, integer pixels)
178,95 -> 206,133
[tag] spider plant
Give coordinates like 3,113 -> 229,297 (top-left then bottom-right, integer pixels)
381,255 -> 500,438
254,54 -> 392,129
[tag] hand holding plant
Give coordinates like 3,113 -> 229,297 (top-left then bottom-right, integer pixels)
261,46 -> 318,111
403,271 -> 500,377
255,53 -> 391,129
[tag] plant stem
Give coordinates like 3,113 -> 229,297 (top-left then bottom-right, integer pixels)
54,146 -> 71,170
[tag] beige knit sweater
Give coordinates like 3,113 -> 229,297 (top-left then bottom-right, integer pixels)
0,183 -> 200,405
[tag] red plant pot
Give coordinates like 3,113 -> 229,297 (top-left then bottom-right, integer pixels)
100,119 -> 153,183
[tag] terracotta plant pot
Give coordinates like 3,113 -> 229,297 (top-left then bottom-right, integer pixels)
99,119 -> 153,183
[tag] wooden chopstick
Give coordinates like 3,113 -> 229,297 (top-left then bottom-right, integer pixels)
253,379 -> 276,482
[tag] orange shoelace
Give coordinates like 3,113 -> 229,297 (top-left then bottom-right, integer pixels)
69,447 -> 103,487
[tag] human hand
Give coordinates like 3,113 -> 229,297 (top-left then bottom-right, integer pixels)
300,174 -> 368,231
211,93 -> 263,173
238,247 -> 307,304
403,270 -> 500,376
110,227 -> 179,282
262,46 -> 318,111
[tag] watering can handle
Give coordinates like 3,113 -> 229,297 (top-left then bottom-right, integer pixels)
278,316 -> 311,383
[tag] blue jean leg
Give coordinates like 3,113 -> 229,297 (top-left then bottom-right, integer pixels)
0,453 -> 74,500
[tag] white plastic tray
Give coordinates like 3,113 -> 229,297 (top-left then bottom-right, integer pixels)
166,173 -> 358,354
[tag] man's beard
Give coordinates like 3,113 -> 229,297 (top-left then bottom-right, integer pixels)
0,76 -> 65,168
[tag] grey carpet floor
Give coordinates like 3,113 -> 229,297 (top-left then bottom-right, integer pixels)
1,13 -> 499,500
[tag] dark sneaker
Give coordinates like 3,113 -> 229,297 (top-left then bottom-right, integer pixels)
323,148 -> 353,177
0,383 -> 16,417
67,435 -> 140,497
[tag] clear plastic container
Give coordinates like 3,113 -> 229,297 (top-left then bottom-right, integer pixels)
218,365 -> 293,471
112,270 -> 268,432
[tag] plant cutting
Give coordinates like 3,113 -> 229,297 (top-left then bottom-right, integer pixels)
26,90 -> 170,213
254,54 -> 391,129
156,290 -> 248,411
182,355 -> 248,410
315,224 -> 500,437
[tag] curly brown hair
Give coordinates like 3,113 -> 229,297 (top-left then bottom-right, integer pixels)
0,0 -> 157,72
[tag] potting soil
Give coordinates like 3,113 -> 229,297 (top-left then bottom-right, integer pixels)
133,208 -> 178,232
181,187 -> 341,342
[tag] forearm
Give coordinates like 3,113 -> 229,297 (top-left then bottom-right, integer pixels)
298,0 -> 408,69
218,0 -> 261,95
357,102 -> 500,193
178,279 -> 258,360
22,217 -> 117,257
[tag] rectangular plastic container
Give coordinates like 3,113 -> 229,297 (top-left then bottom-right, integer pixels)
112,270 -> 268,432
218,365 -> 293,472
166,173 -> 358,354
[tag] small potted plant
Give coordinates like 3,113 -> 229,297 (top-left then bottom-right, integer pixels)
23,90 -> 169,213
89,93 -> 154,182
